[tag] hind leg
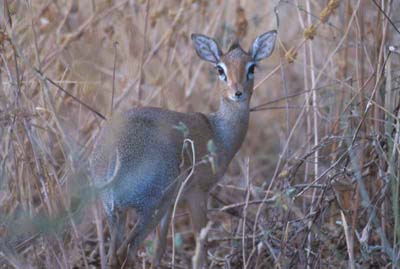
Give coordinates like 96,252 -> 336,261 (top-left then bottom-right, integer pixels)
116,210 -> 157,262
152,206 -> 173,268
116,201 -> 175,265
106,208 -> 126,267
101,192 -> 126,267
116,170 -> 180,264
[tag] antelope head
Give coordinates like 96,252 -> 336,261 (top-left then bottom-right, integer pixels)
191,31 -> 277,104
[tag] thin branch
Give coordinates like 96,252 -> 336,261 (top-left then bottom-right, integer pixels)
371,0 -> 400,34
35,69 -> 106,120
111,42 -> 118,117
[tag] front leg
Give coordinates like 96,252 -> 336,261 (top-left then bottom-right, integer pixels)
187,189 -> 209,269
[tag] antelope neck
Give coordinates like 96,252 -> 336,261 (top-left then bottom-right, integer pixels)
209,96 -> 250,161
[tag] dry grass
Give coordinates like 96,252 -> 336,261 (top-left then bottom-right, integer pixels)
1,0 -> 400,268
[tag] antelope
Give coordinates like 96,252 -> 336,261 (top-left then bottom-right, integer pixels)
90,30 -> 277,268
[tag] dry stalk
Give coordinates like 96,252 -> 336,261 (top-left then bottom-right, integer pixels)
171,138 -> 196,268
192,222 -> 212,269
340,211 -> 355,269
242,157 -> 250,269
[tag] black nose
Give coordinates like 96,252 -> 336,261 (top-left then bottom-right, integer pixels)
235,91 -> 243,97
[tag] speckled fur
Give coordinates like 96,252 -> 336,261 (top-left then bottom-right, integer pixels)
90,97 -> 249,213
89,30 -> 276,266
91,51 -> 251,260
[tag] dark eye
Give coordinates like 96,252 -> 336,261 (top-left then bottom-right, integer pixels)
217,66 -> 224,75
216,64 -> 227,81
247,64 -> 256,80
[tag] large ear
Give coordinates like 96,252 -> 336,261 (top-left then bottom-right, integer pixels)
250,30 -> 277,62
191,34 -> 222,64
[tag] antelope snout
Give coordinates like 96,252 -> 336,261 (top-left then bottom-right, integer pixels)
235,90 -> 243,97
227,84 -> 247,102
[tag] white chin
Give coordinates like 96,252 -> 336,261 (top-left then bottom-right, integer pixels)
228,96 -> 244,102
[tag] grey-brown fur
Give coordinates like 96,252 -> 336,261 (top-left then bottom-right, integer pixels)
90,30 -> 276,267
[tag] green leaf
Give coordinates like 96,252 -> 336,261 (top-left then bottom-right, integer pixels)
207,139 -> 217,154
145,240 -> 154,255
174,233 -> 183,248
173,121 -> 189,137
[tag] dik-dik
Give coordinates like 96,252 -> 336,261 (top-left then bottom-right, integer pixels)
90,30 -> 277,267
